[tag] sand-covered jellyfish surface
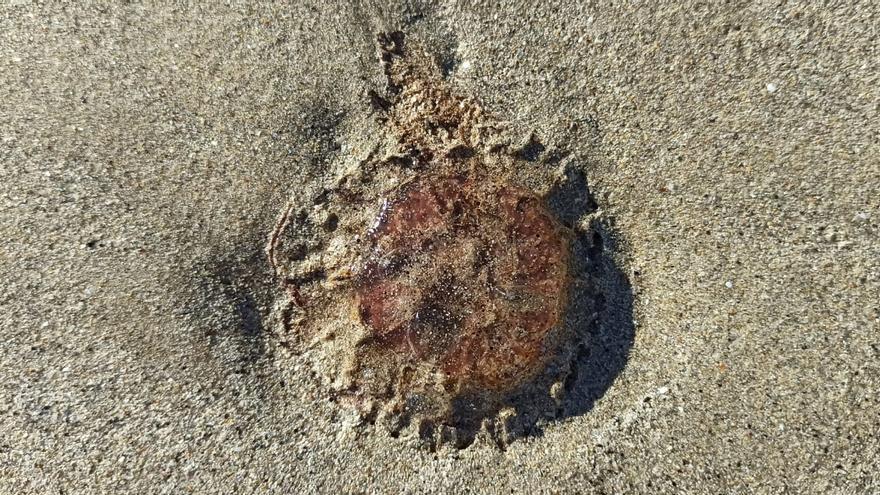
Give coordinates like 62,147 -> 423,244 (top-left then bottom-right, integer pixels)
263,30 -> 599,446
351,173 -> 571,398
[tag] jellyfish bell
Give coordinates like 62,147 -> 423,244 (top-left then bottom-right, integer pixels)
352,173 -> 570,397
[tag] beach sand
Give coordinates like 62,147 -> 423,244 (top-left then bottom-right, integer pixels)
1,2 -> 878,492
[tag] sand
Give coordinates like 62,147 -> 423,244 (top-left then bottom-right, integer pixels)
1,1 -> 878,493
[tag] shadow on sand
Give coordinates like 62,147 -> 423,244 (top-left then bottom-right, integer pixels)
549,166 -> 636,423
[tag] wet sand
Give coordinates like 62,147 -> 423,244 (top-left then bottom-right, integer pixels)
1,2 -> 878,492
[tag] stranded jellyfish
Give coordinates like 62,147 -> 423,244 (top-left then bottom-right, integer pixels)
354,173 -> 570,393
265,31 -> 609,447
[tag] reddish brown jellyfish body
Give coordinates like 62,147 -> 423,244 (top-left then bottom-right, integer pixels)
265,31 -> 598,447
354,173 -> 569,392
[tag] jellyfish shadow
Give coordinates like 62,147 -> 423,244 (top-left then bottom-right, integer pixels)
549,167 -> 636,420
